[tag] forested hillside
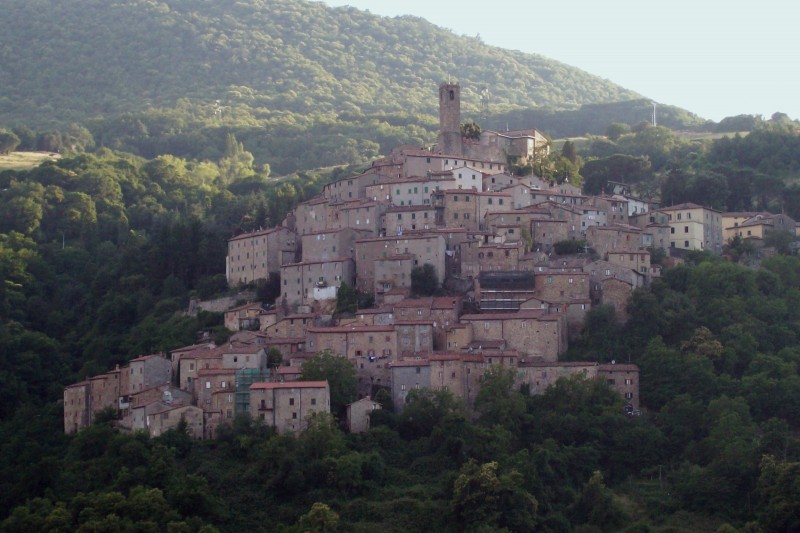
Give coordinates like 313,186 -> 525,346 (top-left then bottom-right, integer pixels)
0,0 -> 640,127
0,0 -> 715,176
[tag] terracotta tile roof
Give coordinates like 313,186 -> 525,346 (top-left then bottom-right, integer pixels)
307,325 -> 394,333
432,296 -> 461,309
356,234 -> 443,244
228,226 -> 288,242
394,297 -> 433,308
225,301 -> 264,313
598,363 -> 639,372
460,310 -> 545,321
282,257 -> 353,267
130,353 -> 167,362
659,202 -> 718,212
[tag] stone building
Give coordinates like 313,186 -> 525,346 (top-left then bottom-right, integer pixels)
657,202 -> 724,254
459,310 -> 567,361
249,381 -> 330,434
346,397 -> 381,434
226,226 -> 298,285
354,234 -> 446,293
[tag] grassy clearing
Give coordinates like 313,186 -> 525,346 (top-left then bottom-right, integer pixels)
0,151 -> 60,171
674,130 -> 750,141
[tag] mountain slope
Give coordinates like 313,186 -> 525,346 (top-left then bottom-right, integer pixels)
0,0 -> 642,128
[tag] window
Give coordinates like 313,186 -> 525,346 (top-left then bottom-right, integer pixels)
289,398 -> 295,406
684,226 -> 689,233
625,392 -> 634,400
292,412 -> 297,419
311,398 -> 317,406
625,378 -> 632,385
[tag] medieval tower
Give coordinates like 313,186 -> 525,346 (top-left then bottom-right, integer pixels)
438,82 -> 462,156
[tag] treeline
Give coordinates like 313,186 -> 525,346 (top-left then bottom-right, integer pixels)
579,118 -> 800,217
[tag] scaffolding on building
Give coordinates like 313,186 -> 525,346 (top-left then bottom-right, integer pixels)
235,367 -> 269,416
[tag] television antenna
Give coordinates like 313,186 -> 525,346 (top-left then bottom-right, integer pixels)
480,86 -> 491,122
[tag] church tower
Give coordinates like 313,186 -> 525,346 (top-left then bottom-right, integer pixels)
438,82 -> 462,156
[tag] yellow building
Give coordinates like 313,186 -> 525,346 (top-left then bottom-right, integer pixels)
658,203 -> 723,254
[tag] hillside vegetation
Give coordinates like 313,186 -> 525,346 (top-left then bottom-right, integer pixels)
0,0 -> 711,176
0,0 -> 641,127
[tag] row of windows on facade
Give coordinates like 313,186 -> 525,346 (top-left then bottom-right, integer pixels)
186,355 -> 251,371
666,212 -> 720,222
258,397 -> 316,409
425,157 -> 498,170
476,250 -> 513,259
284,275 -> 342,285
231,263 -> 266,273
397,212 -> 430,220
231,237 -> 268,250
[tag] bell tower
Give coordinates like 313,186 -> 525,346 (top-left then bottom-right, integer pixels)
438,82 -> 462,156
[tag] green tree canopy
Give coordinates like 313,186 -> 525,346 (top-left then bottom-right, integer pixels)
300,350 -> 358,418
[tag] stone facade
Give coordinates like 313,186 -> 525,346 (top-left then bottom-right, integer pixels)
355,234 -> 446,293
281,258 -> 355,309
346,397 -> 381,434
250,381 -> 331,434
226,226 -> 298,285
658,203 -> 724,254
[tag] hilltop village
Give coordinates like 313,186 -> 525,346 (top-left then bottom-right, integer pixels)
64,83 -> 798,439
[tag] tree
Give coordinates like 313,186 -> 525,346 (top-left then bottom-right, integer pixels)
335,281 -> 358,315
571,471 -> 627,531
398,387 -> 462,439
452,460 -> 538,531
764,230 -> 796,255
460,121 -> 481,140
295,502 -> 340,533
561,140 -> 578,164
266,347 -> 283,368
300,350 -> 357,418
474,365 -> 526,430
756,455 -> 800,532
411,264 -> 438,296
581,154 -> 651,194
0,130 -> 21,154
605,122 -> 630,142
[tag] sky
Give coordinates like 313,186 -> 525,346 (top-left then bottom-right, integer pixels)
321,0 -> 799,121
